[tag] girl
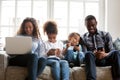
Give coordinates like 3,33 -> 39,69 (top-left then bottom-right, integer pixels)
41,20 -> 70,80
8,17 -> 47,80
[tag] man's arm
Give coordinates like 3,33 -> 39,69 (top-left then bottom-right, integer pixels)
95,32 -> 114,59
81,36 -> 88,53
105,32 -> 115,52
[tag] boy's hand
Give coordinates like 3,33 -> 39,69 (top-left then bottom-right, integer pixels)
74,45 -> 80,51
66,42 -> 71,48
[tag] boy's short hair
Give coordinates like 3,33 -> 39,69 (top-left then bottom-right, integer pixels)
68,32 -> 81,42
68,32 -> 80,39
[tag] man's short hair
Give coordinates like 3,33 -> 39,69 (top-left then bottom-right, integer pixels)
85,15 -> 96,21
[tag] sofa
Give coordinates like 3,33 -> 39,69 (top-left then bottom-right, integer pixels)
0,51 -> 113,80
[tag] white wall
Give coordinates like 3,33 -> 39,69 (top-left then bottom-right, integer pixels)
106,0 -> 120,40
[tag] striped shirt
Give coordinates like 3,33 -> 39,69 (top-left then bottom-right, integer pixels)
82,30 -> 114,53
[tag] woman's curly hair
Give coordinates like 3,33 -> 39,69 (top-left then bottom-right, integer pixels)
17,17 -> 40,38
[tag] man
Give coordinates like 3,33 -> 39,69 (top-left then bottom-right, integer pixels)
82,15 -> 120,80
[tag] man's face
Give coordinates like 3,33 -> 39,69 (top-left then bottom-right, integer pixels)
85,19 -> 97,34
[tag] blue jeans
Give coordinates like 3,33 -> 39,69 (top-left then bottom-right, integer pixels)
8,54 -> 47,80
37,57 -> 47,76
64,50 -> 85,66
85,50 -> 120,80
47,58 -> 70,80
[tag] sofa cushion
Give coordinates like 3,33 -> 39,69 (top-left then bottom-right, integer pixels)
72,66 -> 112,80
0,51 -> 8,80
38,66 -> 53,80
38,66 -> 74,80
6,66 -> 74,80
96,66 -> 112,80
5,66 -> 112,80
6,66 -> 28,80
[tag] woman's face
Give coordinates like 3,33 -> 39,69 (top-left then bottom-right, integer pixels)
24,22 -> 34,36
47,33 -> 57,43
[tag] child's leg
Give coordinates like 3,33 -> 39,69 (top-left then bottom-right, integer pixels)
76,52 -> 85,65
64,50 -> 75,67
64,50 -> 74,63
60,60 -> 70,80
47,59 -> 60,80
37,57 -> 47,77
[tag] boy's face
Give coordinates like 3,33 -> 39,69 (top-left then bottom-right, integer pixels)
47,33 -> 57,43
68,36 -> 80,46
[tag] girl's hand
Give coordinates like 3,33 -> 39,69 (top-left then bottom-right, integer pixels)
47,49 -> 56,56
55,49 -> 61,57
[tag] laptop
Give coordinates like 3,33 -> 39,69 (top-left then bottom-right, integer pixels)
5,37 -> 32,55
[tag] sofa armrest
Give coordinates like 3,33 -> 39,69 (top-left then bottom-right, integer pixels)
0,51 -> 8,80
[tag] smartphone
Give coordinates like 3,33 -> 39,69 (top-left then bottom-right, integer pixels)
97,47 -> 103,51
73,44 -> 79,52
76,44 -> 79,46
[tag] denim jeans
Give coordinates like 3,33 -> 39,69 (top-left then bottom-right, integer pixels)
47,58 -> 70,80
64,50 -> 85,66
8,54 -> 47,80
85,50 -> 120,80
37,57 -> 47,76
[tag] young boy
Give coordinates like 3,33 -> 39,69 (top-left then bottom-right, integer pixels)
63,32 -> 85,67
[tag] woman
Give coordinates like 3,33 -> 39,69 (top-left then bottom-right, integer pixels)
8,17 -> 47,80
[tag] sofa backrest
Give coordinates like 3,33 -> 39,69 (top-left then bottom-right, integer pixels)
113,38 -> 120,50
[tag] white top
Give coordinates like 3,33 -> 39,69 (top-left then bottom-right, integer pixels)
40,40 -> 63,59
32,37 -> 43,57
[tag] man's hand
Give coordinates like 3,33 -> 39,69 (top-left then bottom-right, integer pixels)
94,48 -> 109,59
95,50 -> 108,59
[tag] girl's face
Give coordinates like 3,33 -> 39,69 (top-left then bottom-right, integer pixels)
47,33 -> 57,43
24,22 -> 34,36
